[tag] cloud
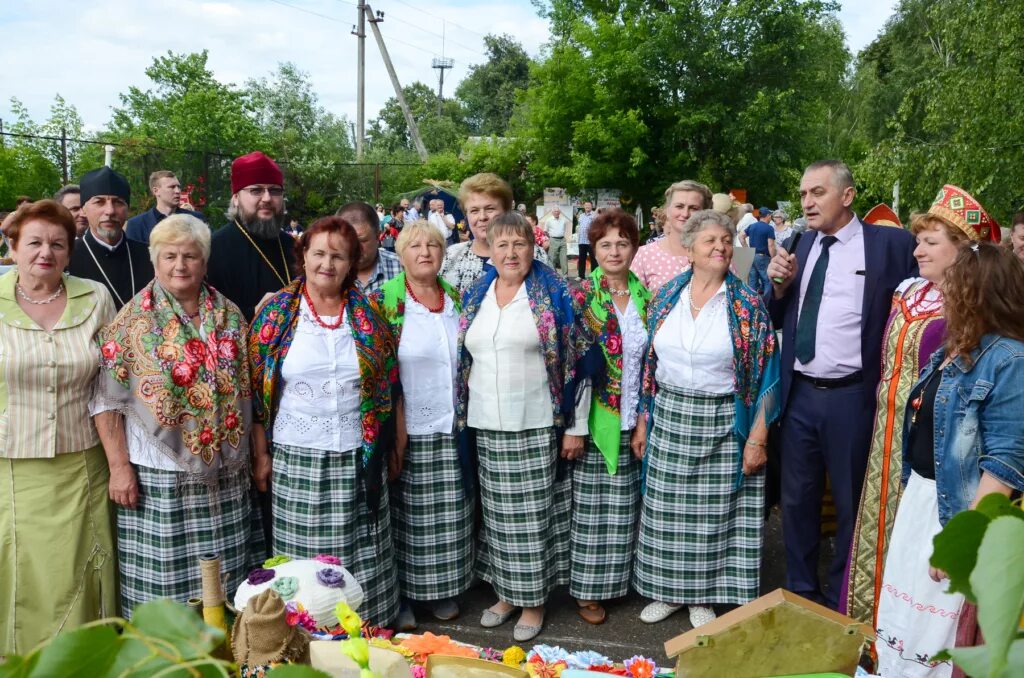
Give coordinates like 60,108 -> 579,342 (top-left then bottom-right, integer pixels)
1,0 -> 896,133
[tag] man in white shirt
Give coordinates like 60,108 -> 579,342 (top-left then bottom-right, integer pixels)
734,203 -> 756,246
400,197 -> 420,222
427,198 -> 456,244
541,206 -> 571,275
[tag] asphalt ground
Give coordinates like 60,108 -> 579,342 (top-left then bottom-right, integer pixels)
403,507 -> 835,667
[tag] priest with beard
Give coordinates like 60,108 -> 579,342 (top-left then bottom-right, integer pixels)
207,151 -> 295,321
68,167 -> 155,310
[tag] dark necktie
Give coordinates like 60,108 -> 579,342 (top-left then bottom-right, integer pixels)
794,235 -> 838,364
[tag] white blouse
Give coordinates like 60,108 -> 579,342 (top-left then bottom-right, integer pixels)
465,282 -> 552,431
398,293 -> 458,435
616,298 -> 648,430
273,298 -> 363,452
653,282 -> 734,394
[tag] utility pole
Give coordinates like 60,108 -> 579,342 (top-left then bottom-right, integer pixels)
364,4 -> 429,161
352,4 -> 366,161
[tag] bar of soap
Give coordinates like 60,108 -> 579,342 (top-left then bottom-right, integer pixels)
309,641 -> 413,678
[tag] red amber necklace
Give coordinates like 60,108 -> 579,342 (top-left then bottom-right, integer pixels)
302,284 -> 344,330
406,279 -> 445,313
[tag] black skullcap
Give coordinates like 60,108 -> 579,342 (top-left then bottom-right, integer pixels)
79,166 -> 131,205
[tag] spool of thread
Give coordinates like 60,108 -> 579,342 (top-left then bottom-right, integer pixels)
199,553 -> 232,659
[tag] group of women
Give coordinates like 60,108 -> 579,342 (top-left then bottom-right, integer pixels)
2,175 -> 1022,674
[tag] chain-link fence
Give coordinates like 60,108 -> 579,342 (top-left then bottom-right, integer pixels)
0,129 -> 425,225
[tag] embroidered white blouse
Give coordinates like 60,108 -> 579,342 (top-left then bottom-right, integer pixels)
272,297 -> 363,452
616,298 -> 648,430
398,293 -> 458,436
465,281 -> 589,433
652,281 -> 734,395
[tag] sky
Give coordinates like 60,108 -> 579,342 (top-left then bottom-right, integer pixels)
0,0 -> 899,133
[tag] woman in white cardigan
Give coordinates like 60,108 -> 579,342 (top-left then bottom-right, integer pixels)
456,212 -> 590,642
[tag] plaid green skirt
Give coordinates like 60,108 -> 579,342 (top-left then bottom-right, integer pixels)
476,427 -> 570,607
633,384 -> 764,605
391,432 -> 473,601
271,443 -> 399,626
570,431 -> 641,600
117,463 -> 253,619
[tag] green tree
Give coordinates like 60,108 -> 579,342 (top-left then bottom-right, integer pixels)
849,0 -> 1024,222
517,0 -> 850,206
0,97 -> 82,206
246,63 -> 355,217
367,82 -> 468,155
455,34 -> 533,135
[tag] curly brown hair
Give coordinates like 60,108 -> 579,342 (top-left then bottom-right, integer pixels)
293,216 -> 362,292
942,241 -> 1024,365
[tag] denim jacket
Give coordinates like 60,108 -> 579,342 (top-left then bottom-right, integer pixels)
901,334 -> 1024,525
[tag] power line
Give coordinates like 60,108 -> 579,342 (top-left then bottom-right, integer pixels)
267,0 -> 348,23
384,0 -> 488,39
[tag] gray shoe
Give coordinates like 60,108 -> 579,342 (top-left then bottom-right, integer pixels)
480,607 -> 516,628
431,598 -> 460,621
396,603 -> 417,631
513,619 -> 544,642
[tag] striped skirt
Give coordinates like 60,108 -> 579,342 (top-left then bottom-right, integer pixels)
570,431 -> 641,600
271,443 -> 399,626
476,427 -> 570,608
633,384 -> 764,605
391,432 -> 474,601
117,464 -> 253,619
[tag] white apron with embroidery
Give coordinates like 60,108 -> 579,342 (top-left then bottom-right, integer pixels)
875,472 -> 964,678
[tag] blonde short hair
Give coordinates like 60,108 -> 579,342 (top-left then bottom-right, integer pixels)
663,180 -> 713,210
395,219 -> 446,256
458,172 -> 514,212
680,209 -> 736,248
909,213 -> 971,244
149,214 -> 211,266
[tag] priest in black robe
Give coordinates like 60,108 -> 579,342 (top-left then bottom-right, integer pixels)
206,151 -> 295,321
68,167 -> 154,310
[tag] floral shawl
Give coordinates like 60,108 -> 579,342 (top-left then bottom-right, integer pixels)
247,278 -> 398,513
456,260 -> 589,431
97,280 -> 251,485
641,270 -> 781,484
578,268 -> 652,474
373,271 -> 462,343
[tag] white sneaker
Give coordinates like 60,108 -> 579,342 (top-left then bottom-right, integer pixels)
640,601 -> 683,623
688,605 -> 716,628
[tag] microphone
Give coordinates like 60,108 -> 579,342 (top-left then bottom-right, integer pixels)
772,231 -> 802,284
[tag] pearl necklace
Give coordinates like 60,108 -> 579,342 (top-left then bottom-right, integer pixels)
17,282 -> 64,305
607,285 -> 631,297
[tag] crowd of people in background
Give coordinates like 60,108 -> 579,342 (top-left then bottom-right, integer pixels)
2,153 -> 1023,678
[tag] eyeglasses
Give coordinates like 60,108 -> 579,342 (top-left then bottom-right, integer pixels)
244,186 -> 284,198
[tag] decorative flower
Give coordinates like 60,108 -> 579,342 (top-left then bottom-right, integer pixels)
171,360 -> 197,387
156,341 -> 182,362
284,601 -> 317,632
263,555 -> 292,568
335,602 -> 363,638
400,633 -> 478,662
197,426 -> 216,447
623,655 -> 656,678
479,647 -> 502,662
315,554 -> 341,565
184,338 -> 207,365
529,645 -> 570,664
141,290 -> 154,311
246,567 -> 275,585
567,650 -> 611,669
606,334 -> 623,354
587,664 -> 628,675
410,666 -> 426,678
218,337 -> 239,360
100,340 -> 121,362
224,411 -> 239,431
370,638 -> 413,657
316,568 -> 345,588
258,323 -> 278,344
525,658 -> 566,678
186,383 -> 214,410
270,576 -> 298,600
502,646 -> 526,667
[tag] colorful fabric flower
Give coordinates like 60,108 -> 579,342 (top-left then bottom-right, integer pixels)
399,632 -> 478,663
624,655 -> 656,678
315,554 -> 341,565
567,650 -> 612,669
528,645 -> 571,664
502,646 -> 526,667
410,666 -> 425,678
284,601 -> 317,632
270,576 -> 298,600
246,567 -> 275,585
263,555 -> 291,568
316,568 -> 345,588
526,656 -> 567,678
479,647 -> 502,662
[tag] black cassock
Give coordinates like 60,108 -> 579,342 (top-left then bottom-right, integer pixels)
68,230 -> 155,310
206,222 -> 296,322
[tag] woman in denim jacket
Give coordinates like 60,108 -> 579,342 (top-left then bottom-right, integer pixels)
875,242 -> 1024,678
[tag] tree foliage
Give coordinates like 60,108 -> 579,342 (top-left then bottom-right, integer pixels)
846,0 -> 1024,222
456,34 -> 533,135
367,81 -> 469,155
